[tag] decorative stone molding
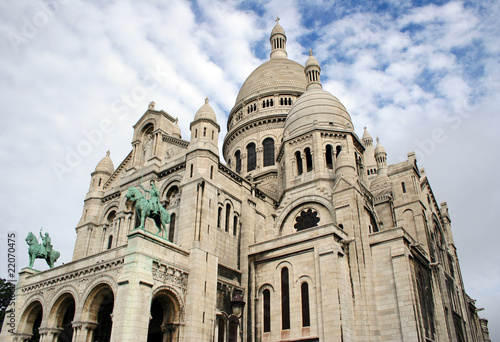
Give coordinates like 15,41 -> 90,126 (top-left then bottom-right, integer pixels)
21,258 -> 124,293
152,261 -> 189,290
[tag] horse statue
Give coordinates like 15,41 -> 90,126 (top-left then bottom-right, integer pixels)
25,232 -> 60,268
125,186 -> 171,239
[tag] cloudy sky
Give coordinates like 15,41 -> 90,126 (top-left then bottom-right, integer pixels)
1,0 -> 499,338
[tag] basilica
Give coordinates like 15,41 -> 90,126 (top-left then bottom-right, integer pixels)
1,21 -> 490,342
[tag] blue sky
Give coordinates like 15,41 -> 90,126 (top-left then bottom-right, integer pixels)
1,0 -> 499,338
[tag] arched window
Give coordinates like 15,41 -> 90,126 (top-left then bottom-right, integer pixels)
263,138 -> 275,167
301,282 -> 310,327
295,151 -> 303,175
247,143 -> 256,172
336,145 -> 342,157
203,127 -> 206,137
280,98 -> 284,106
263,289 -> 271,333
325,145 -> 334,169
305,148 -> 313,172
217,207 -> 223,229
169,213 -> 176,241
233,215 -> 238,236
225,203 -> 231,232
281,267 -> 290,330
235,150 -> 241,174
217,316 -> 225,342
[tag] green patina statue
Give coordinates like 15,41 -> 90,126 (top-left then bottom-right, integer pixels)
25,228 -> 60,268
125,180 -> 171,239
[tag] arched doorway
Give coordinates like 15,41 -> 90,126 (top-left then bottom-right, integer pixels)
147,289 -> 182,342
19,300 -> 43,341
48,293 -> 76,342
82,284 -> 114,342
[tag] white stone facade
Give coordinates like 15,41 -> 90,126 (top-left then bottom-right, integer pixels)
1,21 -> 489,342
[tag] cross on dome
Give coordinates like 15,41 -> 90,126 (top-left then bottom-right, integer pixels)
275,17 -> 280,23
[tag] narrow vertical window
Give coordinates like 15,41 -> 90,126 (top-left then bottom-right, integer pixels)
225,204 -> 231,232
325,145 -> 334,169
402,182 -> 406,193
107,235 -> 113,249
190,164 -> 194,177
233,215 -> 238,236
210,166 -> 214,179
305,148 -> 313,172
217,207 -> 222,228
281,267 -> 290,330
218,317 -> 225,342
169,213 -> 176,241
203,127 -> 206,137
195,129 -> 198,139
295,151 -> 303,175
301,282 -> 310,327
263,138 -> 275,167
235,150 -> 241,174
247,143 -> 256,172
263,289 -> 271,333
336,145 -> 342,157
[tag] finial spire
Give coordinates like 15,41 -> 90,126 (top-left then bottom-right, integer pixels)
205,97 -> 209,104
106,150 -> 110,156
275,17 -> 280,23
309,49 -> 313,56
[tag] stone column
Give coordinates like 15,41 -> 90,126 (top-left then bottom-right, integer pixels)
38,328 -> 64,342
71,321 -> 98,342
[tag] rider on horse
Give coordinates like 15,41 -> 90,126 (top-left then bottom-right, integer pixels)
39,228 -> 53,258
140,179 -> 161,215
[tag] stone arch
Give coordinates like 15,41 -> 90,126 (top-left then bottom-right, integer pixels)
81,282 -> 115,342
403,209 -> 418,239
46,292 -> 76,341
276,196 -> 335,236
148,286 -> 185,342
17,299 -> 43,340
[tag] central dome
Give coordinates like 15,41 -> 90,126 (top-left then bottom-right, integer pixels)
234,58 -> 307,106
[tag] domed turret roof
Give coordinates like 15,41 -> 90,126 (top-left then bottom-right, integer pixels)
284,88 -> 353,138
271,21 -> 285,36
234,59 -> 307,106
362,127 -> 373,142
173,119 -> 182,138
194,98 -> 217,122
305,50 -> 320,69
95,151 -> 114,174
374,137 -> 386,155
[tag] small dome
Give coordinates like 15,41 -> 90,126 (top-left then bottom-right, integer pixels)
271,22 -> 285,37
95,151 -> 114,174
374,138 -> 386,155
305,50 -> 320,69
284,88 -> 353,138
173,119 -> 182,138
194,98 -> 217,122
362,127 -> 373,142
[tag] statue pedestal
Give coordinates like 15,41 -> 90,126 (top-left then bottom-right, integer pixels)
18,268 -> 39,284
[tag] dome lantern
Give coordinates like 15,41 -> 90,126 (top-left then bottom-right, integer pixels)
270,17 -> 287,59
305,49 -> 322,90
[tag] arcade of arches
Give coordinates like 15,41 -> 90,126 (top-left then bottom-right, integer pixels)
15,284 -> 181,342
